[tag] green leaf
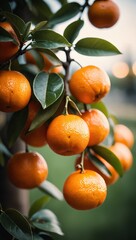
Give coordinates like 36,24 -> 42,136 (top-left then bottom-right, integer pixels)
75,38 -> 121,56
27,0 -> 53,21
29,196 -> 50,218
7,107 -> 28,147
22,21 -> 32,42
31,209 -> 64,236
33,72 -> 64,109
35,233 -> 52,240
64,19 -> 84,43
3,11 -> 26,37
103,117 -> 115,147
38,180 -> 64,201
91,101 -> 109,118
32,234 -> 44,240
31,21 -> 47,34
31,209 -> 59,224
0,27 -> 18,44
29,92 -> 65,131
92,145 -> 123,176
0,209 -> 33,240
25,49 -> 45,70
87,149 -> 111,177
0,142 -> 12,157
48,2 -> 81,26
37,49 -> 62,65
56,0 -> 68,5
31,29 -> 71,49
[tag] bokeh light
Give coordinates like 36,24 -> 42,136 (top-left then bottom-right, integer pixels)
132,61 -> 136,76
112,61 -> 129,79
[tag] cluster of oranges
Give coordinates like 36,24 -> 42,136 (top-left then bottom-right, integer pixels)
0,17 -> 134,212
88,0 -> 120,29
6,63 -> 134,211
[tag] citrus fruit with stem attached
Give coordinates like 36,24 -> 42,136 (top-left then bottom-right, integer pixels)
114,124 -> 134,149
81,109 -> 110,146
88,0 -> 120,28
0,21 -> 20,63
69,65 -> 110,104
25,51 -> 62,73
110,142 -> 133,172
63,170 -> 107,210
46,114 -> 90,156
21,100 -> 48,147
0,70 -> 31,112
75,154 -> 119,186
7,151 -> 48,189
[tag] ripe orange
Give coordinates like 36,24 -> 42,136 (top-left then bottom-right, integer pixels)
63,170 -> 107,210
46,114 -> 90,156
20,100 -> 47,147
81,109 -> 110,146
25,51 -> 62,73
88,0 -> 120,28
7,151 -> 48,189
69,65 -> 110,104
110,142 -> 133,172
75,154 -> 119,186
0,22 -> 20,63
114,124 -> 134,149
0,70 -> 31,112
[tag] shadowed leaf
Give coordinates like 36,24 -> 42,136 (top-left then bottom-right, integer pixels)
0,209 -> 33,240
92,145 -> 123,176
31,209 -> 64,236
64,19 -> 84,43
39,180 -> 64,201
48,2 -> 81,26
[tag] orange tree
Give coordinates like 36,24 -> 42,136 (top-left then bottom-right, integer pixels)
0,0 -> 134,239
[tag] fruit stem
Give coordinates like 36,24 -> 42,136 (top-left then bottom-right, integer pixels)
64,96 -> 82,115
8,60 -> 12,71
25,144 -> 29,153
71,59 -> 83,68
83,103 -> 88,112
64,96 -> 69,115
80,151 -> 85,173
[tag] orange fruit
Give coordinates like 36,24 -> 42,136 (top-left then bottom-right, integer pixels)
0,22 -> 20,63
114,124 -> 134,149
46,114 -> 90,156
20,100 -> 47,147
0,70 -> 31,112
7,151 -> 48,189
110,142 -> 133,172
81,109 -> 110,146
63,170 -> 107,210
69,66 -> 110,104
75,154 -> 119,185
88,0 -> 120,28
25,51 -> 62,73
